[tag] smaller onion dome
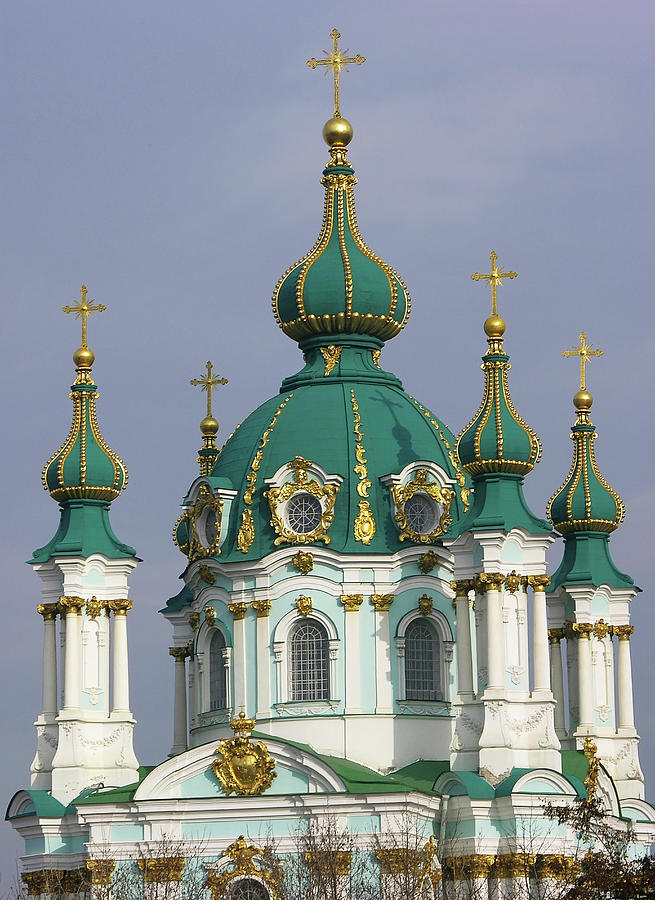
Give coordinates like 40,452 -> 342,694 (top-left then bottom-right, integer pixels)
272,117 -> 410,344
457,310 -> 541,477
42,288 -> 127,503
547,374 -> 625,535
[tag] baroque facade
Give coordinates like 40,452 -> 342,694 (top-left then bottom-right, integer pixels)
7,30 -> 655,900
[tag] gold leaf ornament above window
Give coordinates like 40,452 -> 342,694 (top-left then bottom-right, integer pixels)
264,456 -> 339,546
390,468 -> 454,544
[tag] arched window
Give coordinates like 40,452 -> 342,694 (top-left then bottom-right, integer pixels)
405,619 -> 441,701
209,630 -> 227,710
289,619 -> 329,701
229,879 -> 269,900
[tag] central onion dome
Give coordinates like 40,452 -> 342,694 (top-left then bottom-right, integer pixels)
272,118 -> 411,343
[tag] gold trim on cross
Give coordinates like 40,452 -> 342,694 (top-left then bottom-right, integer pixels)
562,332 -> 604,391
62,285 -> 107,349
307,29 -> 365,118
471,251 -> 518,317
190,361 -> 228,419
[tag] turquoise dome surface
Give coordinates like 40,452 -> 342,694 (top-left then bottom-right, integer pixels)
194,344 -> 470,562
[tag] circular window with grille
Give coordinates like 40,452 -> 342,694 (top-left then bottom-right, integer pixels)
286,492 -> 323,534
404,493 -> 438,535
229,878 -> 269,900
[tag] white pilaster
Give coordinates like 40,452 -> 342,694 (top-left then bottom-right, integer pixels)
110,600 -> 132,715
453,582 -> 474,697
230,602 -> 247,713
39,604 -> 59,717
169,646 -> 188,755
529,575 -> 551,694
60,596 -> 84,712
575,623 -> 594,731
253,599 -> 272,719
616,625 -> 635,731
341,595 -> 363,712
549,630 -> 566,738
371,595 -> 393,713
482,575 -> 505,692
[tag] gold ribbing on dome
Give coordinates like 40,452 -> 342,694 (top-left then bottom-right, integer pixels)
190,361 -> 228,476
62,285 -> 106,380
562,331 -> 604,416
471,251 -> 517,351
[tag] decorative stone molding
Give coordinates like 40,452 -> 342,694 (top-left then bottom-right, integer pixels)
305,850 -> 352,876
296,595 -> 312,616
340,594 -> 363,612
198,563 -> 215,584
228,602 -> 247,621
593,618 -> 610,639
418,550 -> 441,573
86,859 -> 116,886
493,854 -> 537,879
252,598 -> 272,618
443,854 -> 496,880
137,857 -> 185,883
417,594 -> 433,616
85,596 -> 106,618
189,611 -> 201,631
204,605 -> 216,625
370,593 -> 394,612
504,570 -> 522,593
292,549 -> 314,574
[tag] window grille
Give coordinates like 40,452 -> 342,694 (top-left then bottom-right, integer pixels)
287,492 -> 322,533
404,493 -> 437,534
405,619 -> 441,700
209,629 -> 227,710
229,878 -> 270,900
289,619 -> 329,701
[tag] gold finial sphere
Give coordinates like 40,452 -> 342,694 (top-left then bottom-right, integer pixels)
200,415 -> 219,436
73,346 -> 95,368
484,315 -> 506,338
323,116 -> 353,147
573,389 -> 593,411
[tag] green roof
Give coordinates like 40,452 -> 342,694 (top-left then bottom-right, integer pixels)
30,499 -> 136,564
74,767 -> 156,805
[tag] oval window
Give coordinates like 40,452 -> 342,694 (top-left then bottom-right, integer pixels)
404,494 -> 438,535
287,493 -> 322,534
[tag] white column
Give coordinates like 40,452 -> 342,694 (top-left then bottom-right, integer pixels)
253,599 -> 272,718
480,575 -> 505,692
451,581 -> 474,697
169,646 -> 188,755
529,575 -> 552,693
549,629 -> 566,737
341,595 -> 363,712
615,625 -> 635,730
371,595 -> 394,713
60,596 -> 84,711
229,602 -> 248,713
37,603 -> 59,717
110,599 -> 132,715
188,652 -> 197,729
575,623 -> 594,729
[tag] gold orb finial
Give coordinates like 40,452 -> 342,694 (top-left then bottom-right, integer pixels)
73,346 -> 95,368
573,389 -> 593,411
484,315 -> 506,338
200,415 -> 219,436
323,116 -> 353,147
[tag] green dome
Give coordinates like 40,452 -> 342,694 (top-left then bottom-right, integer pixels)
272,157 -> 410,343
547,409 -> 625,535
177,346 -> 471,562
457,333 -> 541,477
42,371 -> 127,503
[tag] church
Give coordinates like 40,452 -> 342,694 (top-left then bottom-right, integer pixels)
7,30 -> 655,900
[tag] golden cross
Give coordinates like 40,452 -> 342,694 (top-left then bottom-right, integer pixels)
190,361 -> 228,418
562,332 -> 603,391
471,251 -> 518,317
62,285 -> 107,349
307,29 -> 365,118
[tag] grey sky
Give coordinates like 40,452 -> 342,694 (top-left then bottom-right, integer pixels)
2,0 -> 654,881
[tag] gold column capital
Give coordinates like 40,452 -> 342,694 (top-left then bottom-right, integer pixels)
614,624 -> 634,641
58,595 -> 85,615
548,627 -> 565,644
528,574 -> 551,590
136,858 -> 185,883
473,572 -> 505,593
86,859 -> 116,886
169,646 -> 189,662
370,593 -> 394,612
252,598 -> 272,618
572,622 -> 594,639
108,598 -> 132,616
340,593 -> 363,612
450,578 -> 474,597
228,601 -> 247,621
37,602 -> 60,620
